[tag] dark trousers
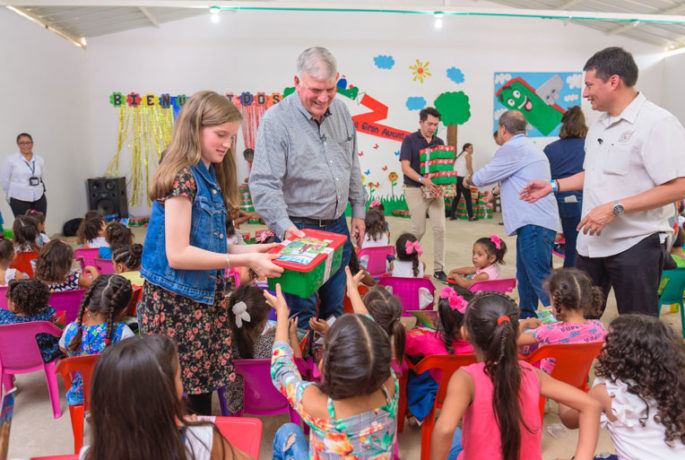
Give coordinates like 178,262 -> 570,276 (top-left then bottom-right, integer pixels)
449,176 -> 473,218
10,194 -> 47,218
575,233 -> 666,317
555,191 -> 582,268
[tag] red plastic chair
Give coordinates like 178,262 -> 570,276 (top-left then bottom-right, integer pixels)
93,257 -> 114,274
357,246 -> 394,278
524,341 -> 604,422
214,416 -> 263,459
56,354 -> 101,453
49,289 -> 87,324
377,276 -> 435,314
232,359 -> 303,427
74,248 -> 100,272
10,251 -> 39,278
343,284 -> 369,314
469,278 -> 516,294
405,353 -> 477,460
125,286 -> 143,316
0,286 -> 7,309
0,321 -> 63,419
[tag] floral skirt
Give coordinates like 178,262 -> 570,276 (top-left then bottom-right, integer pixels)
138,279 -> 235,394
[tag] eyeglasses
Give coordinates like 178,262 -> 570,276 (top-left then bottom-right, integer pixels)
17,141 -> 33,145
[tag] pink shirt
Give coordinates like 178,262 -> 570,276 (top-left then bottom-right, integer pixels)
406,327 -> 474,382
532,320 -> 606,374
475,263 -> 500,280
459,361 -> 542,460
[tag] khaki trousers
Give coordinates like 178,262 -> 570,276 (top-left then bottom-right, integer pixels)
404,186 -> 445,272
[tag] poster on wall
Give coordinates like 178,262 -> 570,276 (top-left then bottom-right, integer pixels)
493,72 -> 582,137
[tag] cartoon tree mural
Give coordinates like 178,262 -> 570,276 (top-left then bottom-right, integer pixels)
434,91 -> 471,148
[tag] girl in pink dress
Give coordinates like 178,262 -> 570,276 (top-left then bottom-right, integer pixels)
431,291 -> 601,460
448,235 -> 506,289
517,268 -> 607,374
404,286 -> 475,423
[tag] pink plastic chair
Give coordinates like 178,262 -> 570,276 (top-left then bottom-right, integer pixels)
232,359 -> 303,427
93,257 -> 114,274
377,276 -> 436,314
357,246 -> 394,278
0,286 -> 7,309
469,278 -> 516,294
0,321 -> 63,418
30,456 -> 78,460
49,289 -> 87,324
74,247 -> 100,272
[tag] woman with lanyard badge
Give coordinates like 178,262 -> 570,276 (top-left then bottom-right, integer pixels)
1,133 -> 47,217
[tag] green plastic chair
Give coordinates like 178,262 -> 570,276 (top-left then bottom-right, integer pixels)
658,268 -> 685,338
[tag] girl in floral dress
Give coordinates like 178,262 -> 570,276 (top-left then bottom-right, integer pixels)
139,91 -> 282,415
268,284 -> 398,459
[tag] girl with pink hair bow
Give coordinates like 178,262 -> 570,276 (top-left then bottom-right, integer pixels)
391,233 -> 426,278
448,235 -> 507,289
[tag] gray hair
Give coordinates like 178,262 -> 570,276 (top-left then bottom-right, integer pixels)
296,47 -> 337,81
498,110 -> 527,135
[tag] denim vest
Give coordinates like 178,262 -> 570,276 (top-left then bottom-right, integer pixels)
141,162 -> 227,304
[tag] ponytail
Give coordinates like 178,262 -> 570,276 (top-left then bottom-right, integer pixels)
364,287 -> 405,362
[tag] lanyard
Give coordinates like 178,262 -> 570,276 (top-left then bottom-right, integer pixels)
23,159 -> 35,176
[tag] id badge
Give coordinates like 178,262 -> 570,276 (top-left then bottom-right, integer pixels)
29,176 -> 40,186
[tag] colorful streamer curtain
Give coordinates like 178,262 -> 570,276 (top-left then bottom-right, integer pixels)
239,104 -> 267,149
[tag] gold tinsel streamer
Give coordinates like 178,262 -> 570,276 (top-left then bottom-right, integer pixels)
106,104 -> 174,207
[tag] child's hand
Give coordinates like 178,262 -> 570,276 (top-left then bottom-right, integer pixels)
288,316 -> 299,338
309,317 -> 330,335
521,318 -> 542,330
263,283 -> 289,316
345,266 -> 366,294
84,265 -> 99,278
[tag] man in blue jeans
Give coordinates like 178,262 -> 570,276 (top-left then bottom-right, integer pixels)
250,47 -> 366,327
465,110 -> 558,318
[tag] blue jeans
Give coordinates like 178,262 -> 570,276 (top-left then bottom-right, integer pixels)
555,191 -> 582,268
516,225 -> 555,318
282,215 -> 353,329
273,423 -> 309,460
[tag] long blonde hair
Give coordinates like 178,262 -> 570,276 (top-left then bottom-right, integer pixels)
149,90 -> 241,210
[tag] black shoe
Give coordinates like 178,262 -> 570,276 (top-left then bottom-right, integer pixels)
433,271 -> 448,284
449,215 -> 457,221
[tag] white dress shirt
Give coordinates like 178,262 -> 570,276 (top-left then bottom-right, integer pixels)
1,152 -> 45,202
578,93 -> 685,258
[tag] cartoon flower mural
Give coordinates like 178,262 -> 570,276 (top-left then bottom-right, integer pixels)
388,172 -> 399,196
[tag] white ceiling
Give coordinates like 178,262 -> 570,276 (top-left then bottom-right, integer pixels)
3,0 -> 685,49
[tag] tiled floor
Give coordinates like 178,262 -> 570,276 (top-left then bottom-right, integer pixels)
7,215 -> 683,458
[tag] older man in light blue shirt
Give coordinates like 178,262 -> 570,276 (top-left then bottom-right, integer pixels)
465,110 -> 558,318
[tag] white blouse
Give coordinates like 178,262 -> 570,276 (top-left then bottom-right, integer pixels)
1,152 -> 45,202
595,377 -> 685,459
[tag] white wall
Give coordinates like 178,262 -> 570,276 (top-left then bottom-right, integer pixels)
0,8 -> 90,234
662,49 -> 685,125
2,2 -> 667,228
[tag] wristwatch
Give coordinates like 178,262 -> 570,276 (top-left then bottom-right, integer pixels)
612,200 -> 624,215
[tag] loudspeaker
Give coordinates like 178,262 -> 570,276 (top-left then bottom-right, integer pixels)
86,177 -> 128,218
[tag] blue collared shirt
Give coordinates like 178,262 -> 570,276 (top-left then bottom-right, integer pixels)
250,93 -> 367,240
472,134 -> 558,236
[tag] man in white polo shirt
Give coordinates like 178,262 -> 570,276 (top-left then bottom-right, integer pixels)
521,47 -> 685,317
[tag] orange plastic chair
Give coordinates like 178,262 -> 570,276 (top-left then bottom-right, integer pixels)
56,354 -> 101,453
213,416 -> 263,459
342,284 -> 369,314
403,353 -> 477,460
524,341 -> 604,422
125,285 -> 143,316
10,251 -> 39,278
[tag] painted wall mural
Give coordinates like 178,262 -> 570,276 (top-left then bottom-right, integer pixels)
493,72 -> 582,137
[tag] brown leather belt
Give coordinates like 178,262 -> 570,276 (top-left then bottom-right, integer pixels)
289,216 -> 336,227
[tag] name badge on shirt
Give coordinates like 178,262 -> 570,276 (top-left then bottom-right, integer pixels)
29,176 -> 40,186
618,130 -> 634,143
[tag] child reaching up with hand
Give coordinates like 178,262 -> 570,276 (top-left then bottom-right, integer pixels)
431,291 -> 601,460
268,283 -> 398,459
448,235 -> 506,289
